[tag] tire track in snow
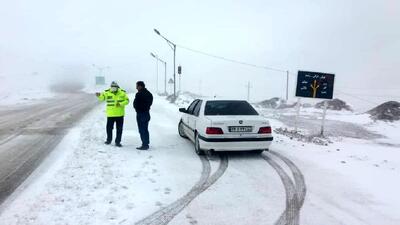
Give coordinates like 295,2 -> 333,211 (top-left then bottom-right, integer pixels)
270,151 -> 306,208
262,151 -> 306,225
135,153 -> 229,225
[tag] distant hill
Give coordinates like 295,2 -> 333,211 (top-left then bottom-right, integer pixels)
315,98 -> 353,111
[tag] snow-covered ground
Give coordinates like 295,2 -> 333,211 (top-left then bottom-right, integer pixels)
0,88 -> 55,106
0,95 -> 399,225
0,74 -> 55,106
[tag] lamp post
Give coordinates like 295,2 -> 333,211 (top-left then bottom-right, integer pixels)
150,52 -> 167,95
154,28 -> 177,98
150,53 -> 159,93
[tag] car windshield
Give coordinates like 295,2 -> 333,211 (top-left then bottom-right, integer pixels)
204,100 -> 259,116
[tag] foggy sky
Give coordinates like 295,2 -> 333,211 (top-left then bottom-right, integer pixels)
1,0 -> 399,108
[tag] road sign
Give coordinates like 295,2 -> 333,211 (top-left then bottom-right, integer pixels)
168,78 -> 174,84
295,71 -> 335,99
95,76 -> 105,85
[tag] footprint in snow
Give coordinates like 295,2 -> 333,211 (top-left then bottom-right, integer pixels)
148,178 -> 156,183
155,201 -> 163,207
106,208 -> 118,220
164,187 -> 171,195
126,203 -> 135,210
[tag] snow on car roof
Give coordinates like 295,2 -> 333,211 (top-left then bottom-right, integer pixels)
196,98 -> 250,102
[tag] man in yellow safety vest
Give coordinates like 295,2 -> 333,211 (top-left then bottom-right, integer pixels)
96,81 -> 129,147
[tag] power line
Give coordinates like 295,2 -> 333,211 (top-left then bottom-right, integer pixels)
335,90 -> 379,105
339,93 -> 400,98
176,44 -> 287,73
338,87 -> 400,91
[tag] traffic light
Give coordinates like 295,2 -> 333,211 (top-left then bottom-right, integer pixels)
178,65 -> 182,75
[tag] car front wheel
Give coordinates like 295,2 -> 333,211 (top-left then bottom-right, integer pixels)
178,121 -> 187,138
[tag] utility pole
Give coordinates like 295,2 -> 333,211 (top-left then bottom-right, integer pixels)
163,61 -> 167,94
173,46 -> 176,96
199,80 -> 202,96
246,81 -> 252,102
286,70 -> 289,101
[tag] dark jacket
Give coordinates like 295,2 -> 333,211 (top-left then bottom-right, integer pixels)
133,88 -> 153,113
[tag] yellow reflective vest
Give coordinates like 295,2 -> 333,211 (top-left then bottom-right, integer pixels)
98,88 -> 129,117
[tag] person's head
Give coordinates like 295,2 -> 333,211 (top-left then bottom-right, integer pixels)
136,81 -> 145,91
110,81 -> 119,92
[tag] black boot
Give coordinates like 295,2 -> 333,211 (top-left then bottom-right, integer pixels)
136,145 -> 149,150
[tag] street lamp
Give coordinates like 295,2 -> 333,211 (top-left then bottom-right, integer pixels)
154,28 -> 177,98
150,52 -> 167,94
150,53 -> 159,93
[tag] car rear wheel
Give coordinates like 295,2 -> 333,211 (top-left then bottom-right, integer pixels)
178,121 -> 187,138
253,149 -> 264,154
195,133 -> 205,155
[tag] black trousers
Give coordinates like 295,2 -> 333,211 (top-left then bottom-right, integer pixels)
106,116 -> 124,144
136,112 -> 150,146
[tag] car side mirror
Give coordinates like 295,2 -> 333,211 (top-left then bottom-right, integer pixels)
179,108 -> 187,113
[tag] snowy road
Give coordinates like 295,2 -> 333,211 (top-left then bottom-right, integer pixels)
0,93 -> 97,204
1,96 -> 399,225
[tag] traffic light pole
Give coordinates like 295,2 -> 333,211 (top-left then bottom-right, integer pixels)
173,45 -> 176,97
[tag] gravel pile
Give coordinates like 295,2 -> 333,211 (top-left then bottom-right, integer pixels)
367,101 -> 400,122
274,127 -> 332,146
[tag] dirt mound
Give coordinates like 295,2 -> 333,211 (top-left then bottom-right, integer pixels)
258,97 -> 291,109
367,101 -> 400,122
315,98 -> 352,111
258,97 -> 281,108
166,94 -> 178,103
166,92 -> 203,104
277,102 -> 297,109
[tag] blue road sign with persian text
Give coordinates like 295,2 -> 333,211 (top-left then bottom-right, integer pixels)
95,76 -> 105,85
295,71 -> 335,99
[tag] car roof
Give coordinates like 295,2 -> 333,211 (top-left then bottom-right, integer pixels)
194,98 -> 250,102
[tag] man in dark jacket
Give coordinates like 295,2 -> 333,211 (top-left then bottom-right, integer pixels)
133,81 -> 153,150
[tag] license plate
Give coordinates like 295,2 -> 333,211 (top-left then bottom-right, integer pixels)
229,126 -> 253,132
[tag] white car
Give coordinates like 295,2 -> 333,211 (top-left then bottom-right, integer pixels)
178,99 -> 273,155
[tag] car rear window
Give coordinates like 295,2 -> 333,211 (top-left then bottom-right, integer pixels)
204,100 -> 259,116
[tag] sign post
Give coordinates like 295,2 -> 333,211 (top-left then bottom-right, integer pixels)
295,70 -> 335,136
294,98 -> 301,133
168,78 -> 174,95
95,76 -> 105,86
321,100 -> 328,136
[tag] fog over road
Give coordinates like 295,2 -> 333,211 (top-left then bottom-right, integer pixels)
0,93 -> 97,204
